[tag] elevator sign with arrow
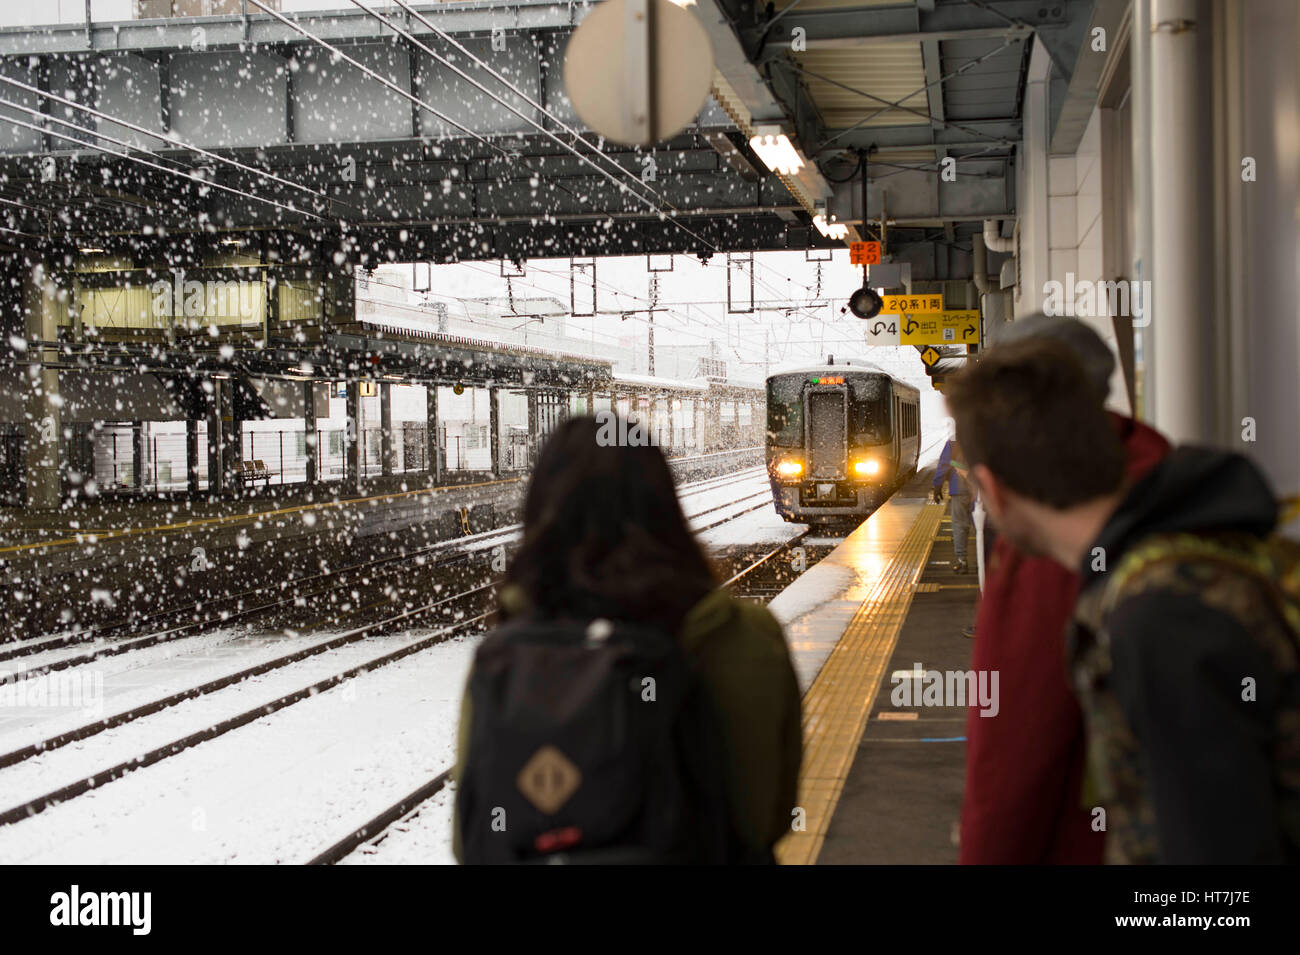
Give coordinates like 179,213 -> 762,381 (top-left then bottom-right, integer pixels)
863,309 -> 981,347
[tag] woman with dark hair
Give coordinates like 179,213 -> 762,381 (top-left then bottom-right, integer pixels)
453,416 -> 802,864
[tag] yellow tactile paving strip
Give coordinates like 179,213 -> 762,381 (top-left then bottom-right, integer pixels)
0,476 -> 521,556
777,502 -> 945,865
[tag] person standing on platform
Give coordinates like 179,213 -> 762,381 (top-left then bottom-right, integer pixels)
956,315 -> 1169,865
933,436 -> 974,574
452,415 -> 802,864
949,337 -> 1298,864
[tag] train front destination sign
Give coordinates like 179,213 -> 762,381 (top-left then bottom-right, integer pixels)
862,309 -> 982,347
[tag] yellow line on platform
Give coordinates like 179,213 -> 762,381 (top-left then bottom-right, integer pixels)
777,502 -> 945,866
0,477 -> 522,556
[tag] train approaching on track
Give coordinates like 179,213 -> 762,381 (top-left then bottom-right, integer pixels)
765,361 -> 920,525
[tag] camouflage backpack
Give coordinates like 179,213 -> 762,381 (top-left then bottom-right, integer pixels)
1107,531 -> 1300,640
1078,529 -> 1300,862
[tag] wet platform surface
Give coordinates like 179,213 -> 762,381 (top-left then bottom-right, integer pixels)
771,469 -> 978,865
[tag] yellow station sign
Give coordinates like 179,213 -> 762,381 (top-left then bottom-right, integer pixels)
863,309 -> 981,347
900,309 -> 980,345
881,294 -> 944,314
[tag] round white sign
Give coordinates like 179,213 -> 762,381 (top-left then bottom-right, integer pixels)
564,0 -> 715,146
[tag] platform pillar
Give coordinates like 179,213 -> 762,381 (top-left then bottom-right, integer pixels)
380,381 -> 394,477
206,380 -> 222,495
526,390 -> 538,466
489,386 -> 502,477
1211,0 -> 1300,532
1148,0 -> 1215,443
132,422 -> 144,491
21,258 -> 61,509
345,381 -> 360,494
218,379 -> 242,494
303,380 -> 318,486
426,385 -> 440,485
185,419 -> 200,494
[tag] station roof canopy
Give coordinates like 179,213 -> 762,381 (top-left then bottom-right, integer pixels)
0,0 -> 1100,272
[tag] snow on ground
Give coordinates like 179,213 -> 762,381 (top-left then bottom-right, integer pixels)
0,632 -> 480,864
0,464 -> 789,865
684,473 -> 772,530
0,627 -> 473,810
340,781 -> 458,866
0,628 -> 348,749
697,497 -> 804,549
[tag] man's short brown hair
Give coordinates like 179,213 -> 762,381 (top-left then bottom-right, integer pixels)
947,337 -> 1126,509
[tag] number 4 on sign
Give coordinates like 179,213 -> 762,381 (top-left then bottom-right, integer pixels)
864,317 -> 899,346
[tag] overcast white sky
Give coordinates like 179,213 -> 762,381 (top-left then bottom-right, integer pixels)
416,250 -> 927,384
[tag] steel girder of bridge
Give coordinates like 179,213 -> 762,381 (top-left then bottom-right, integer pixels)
0,1 -> 828,267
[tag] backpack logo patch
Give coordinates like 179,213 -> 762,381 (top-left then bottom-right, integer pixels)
516,745 -> 582,815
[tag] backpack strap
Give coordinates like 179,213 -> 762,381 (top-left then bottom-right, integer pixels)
1106,532 -> 1300,647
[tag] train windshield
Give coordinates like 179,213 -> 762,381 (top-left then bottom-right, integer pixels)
767,376 -> 803,445
850,376 -> 891,444
768,373 -> 891,445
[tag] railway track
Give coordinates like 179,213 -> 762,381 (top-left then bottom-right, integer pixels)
307,522 -> 814,866
0,467 -> 768,677
0,469 -> 777,838
0,586 -> 494,826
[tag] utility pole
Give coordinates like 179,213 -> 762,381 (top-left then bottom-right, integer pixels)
648,273 -> 659,377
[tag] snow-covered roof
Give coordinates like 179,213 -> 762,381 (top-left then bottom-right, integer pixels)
357,314 -> 612,368
611,371 -> 709,392
766,358 -> 895,380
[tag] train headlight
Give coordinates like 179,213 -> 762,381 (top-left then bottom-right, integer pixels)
776,458 -> 804,480
853,457 -> 882,478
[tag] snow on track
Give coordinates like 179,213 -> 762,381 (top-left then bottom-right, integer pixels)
0,633 -> 479,864
0,628 -> 345,750
0,464 -> 781,864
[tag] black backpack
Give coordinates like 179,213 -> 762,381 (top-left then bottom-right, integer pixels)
457,615 -> 732,864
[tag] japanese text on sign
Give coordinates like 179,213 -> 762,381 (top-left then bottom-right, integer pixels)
863,309 -> 981,347
881,294 -> 943,314
849,241 -> 881,265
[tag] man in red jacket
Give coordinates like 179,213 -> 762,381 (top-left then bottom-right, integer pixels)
959,315 -> 1169,864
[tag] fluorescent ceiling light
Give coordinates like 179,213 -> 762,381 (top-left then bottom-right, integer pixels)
748,127 -> 805,176
813,214 -> 848,241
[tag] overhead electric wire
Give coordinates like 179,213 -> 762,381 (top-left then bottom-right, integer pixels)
362,2 -> 691,212
0,73 -> 357,217
245,0 -> 590,211
363,0 -> 818,299
0,107 -> 328,223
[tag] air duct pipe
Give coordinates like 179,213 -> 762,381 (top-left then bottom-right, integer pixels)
972,232 -> 1008,334
983,219 -> 1016,254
